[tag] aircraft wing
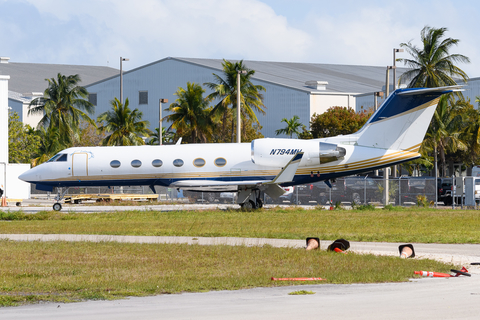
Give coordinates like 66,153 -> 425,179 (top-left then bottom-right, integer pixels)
171,152 -> 304,199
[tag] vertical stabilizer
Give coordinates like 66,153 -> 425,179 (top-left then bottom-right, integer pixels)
355,86 -> 462,152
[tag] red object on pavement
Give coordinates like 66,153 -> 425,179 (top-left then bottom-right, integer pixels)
271,277 -> 325,281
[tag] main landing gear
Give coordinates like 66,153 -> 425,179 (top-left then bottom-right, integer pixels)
238,188 -> 263,210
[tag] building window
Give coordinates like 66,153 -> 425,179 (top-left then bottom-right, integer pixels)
88,93 -> 97,106
215,157 -> 227,167
131,159 -> 142,168
152,159 -> 163,167
173,159 -> 184,167
193,158 -> 205,167
139,91 -> 148,105
110,160 -> 121,168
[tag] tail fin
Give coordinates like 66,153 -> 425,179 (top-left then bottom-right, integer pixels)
355,86 -> 463,151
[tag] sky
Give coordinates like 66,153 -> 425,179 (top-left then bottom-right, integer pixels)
1,0 -> 480,77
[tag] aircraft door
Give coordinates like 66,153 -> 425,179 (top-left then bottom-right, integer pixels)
72,153 -> 88,177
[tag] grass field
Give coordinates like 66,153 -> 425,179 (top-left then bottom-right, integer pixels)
0,206 -> 475,307
1,206 -> 479,243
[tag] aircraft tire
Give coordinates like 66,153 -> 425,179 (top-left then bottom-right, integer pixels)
242,200 -> 256,210
256,198 -> 263,209
53,203 -> 62,211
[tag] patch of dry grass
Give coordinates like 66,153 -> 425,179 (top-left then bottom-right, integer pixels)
0,240 -> 452,307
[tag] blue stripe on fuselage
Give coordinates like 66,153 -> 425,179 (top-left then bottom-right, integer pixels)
368,89 -> 445,124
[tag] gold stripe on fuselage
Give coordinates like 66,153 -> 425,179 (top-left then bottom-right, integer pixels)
44,144 -> 422,183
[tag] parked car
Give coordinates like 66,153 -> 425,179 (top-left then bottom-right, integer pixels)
398,176 -> 436,204
343,176 -> 383,204
437,178 -> 453,205
278,186 -> 295,203
219,192 -> 237,203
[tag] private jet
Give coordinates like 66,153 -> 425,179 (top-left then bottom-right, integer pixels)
19,86 -> 460,211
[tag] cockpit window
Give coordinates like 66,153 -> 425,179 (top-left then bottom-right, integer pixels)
48,153 -> 67,162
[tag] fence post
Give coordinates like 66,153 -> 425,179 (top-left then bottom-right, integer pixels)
364,176 -> 367,205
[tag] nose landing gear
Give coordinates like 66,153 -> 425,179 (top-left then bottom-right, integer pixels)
53,187 -> 69,211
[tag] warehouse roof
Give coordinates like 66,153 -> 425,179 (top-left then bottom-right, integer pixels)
132,57 -> 409,94
0,59 -> 118,95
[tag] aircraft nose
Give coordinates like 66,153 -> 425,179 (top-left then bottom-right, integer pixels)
18,167 -> 40,183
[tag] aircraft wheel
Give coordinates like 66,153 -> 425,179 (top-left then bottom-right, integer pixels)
53,203 -> 62,211
256,198 -> 263,209
241,200 -> 256,210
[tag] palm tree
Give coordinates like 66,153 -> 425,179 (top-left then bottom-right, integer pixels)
32,126 -> 63,166
398,26 -> 470,90
204,59 -> 266,141
147,127 -> 174,145
163,82 -> 213,143
97,98 -> 151,146
275,115 -> 303,138
422,95 -> 467,176
28,73 -> 95,147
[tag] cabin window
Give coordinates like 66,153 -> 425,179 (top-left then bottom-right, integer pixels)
56,154 -> 67,162
131,159 -> 142,168
173,159 -> 184,167
47,154 -> 62,162
110,160 -> 121,168
215,157 -> 227,167
193,158 -> 205,167
152,159 -> 163,167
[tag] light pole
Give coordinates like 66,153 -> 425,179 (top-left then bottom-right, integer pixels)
159,98 -> 168,145
385,66 -> 395,97
120,57 -> 129,104
237,70 -> 247,143
393,49 -> 404,90
374,91 -> 384,112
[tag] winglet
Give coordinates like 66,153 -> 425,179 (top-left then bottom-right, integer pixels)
266,152 -> 304,185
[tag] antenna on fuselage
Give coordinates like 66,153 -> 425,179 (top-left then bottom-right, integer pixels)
176,137 -> 182,145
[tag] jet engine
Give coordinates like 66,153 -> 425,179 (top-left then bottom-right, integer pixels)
251,138 -> 346,167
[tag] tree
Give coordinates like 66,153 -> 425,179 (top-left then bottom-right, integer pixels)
32,126 -> 63,167
8,112 -> 41,164
398,26 -> 470,90
275,115 -> 303,139
309,107 -> 372,138
72,119 -> 106,147
147,127 -> 175,145
204,59 -> 266,142
97,98 -> 151,146
211,108 -> 264,143
421,95 -> 467,176
398,26 -> 471,176
163,82 -> 213,143
28,73 -> 95,147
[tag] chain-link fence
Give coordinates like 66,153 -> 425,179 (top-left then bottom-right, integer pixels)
31,177 -> 442,206
265,177 -> 439,206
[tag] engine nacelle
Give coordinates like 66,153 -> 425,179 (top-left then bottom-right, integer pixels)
251,138 -> 346,167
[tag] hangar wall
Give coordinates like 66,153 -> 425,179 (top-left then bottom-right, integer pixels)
86,58 -> 353,139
